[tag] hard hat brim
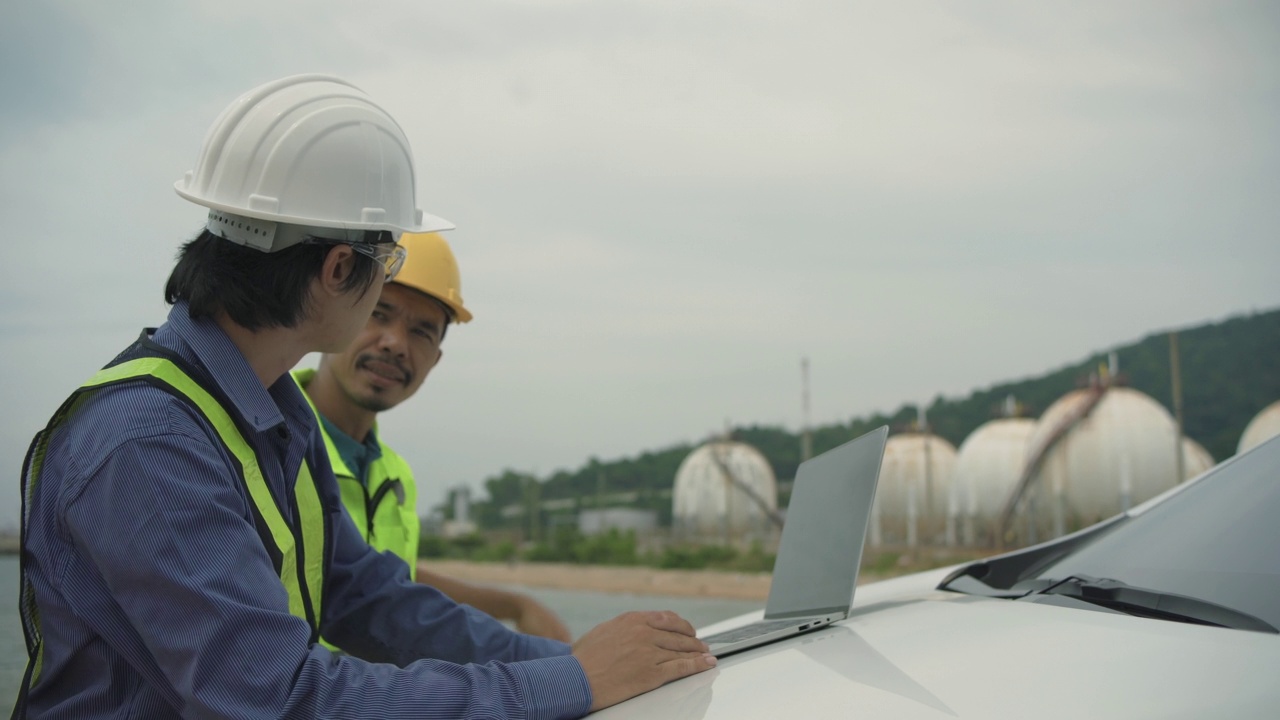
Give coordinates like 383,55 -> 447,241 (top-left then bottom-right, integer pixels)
175,183 -> 454,235
390,281 -> 474,324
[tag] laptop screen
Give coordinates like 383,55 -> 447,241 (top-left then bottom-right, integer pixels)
763,426 -> 888,619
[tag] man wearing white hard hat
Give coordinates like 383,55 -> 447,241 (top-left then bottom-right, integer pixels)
13,75 -> 714,719
295,230 -> 573,644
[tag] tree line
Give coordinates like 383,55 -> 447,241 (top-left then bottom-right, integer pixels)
465,308 -> 1280,530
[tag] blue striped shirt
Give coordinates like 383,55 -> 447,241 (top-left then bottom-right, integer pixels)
20,303 -> 592,719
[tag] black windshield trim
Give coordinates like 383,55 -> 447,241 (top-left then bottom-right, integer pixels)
1035,575 -> 1279,634
939,515 -> 1127,594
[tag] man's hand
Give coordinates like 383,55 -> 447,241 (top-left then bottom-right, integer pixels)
514,596 -> 573,642
571,610 -> 717,712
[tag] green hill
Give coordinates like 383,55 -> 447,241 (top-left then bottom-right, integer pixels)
468,308 -> 1280,529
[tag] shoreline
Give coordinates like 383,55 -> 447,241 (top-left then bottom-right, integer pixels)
424,560 -> 888,601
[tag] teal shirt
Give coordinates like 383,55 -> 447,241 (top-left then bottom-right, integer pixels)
318,414 -> 382,486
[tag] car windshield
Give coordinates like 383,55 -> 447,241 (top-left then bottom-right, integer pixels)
1033,437 -> 1280,630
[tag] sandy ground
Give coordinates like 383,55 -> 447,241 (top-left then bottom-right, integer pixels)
425,560 -> 890,600
426,560 -> 774,600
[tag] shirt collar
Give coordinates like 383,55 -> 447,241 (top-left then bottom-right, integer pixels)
318,413 -> 382,484
292,367 -> 382,476
163,302 -> 289,434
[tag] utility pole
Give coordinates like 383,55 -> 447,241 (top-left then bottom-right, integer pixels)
524,476 -> 541,543
1170,332 -> 1186,483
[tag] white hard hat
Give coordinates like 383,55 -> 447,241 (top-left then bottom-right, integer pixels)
175,74 -> 452,252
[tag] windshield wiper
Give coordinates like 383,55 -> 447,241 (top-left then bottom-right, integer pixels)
937,515 -> 1127,595
1033,575 -> 1278,634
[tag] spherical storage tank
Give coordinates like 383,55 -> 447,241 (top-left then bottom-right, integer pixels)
1181,437 -> 1214,479
869,433 -> 957,547
672,440 -> 778,539
1238,400 -> 1280,455
1012,386 -> 1185,543
950,417 -> 1036,547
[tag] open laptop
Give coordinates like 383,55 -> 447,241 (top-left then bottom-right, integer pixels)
699,425 -> 889,657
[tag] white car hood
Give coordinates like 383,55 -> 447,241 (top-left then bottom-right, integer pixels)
597,569 -> 1280,719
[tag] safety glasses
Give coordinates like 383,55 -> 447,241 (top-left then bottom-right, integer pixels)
351,242 -> 407,282
304,238 -> 407,282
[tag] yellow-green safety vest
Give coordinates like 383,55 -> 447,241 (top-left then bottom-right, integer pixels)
15,347 -> 329,712
292,369 -> 420,578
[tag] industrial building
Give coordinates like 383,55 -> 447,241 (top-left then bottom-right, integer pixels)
578,508 -> 658,536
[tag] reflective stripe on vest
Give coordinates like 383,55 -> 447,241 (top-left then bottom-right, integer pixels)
14,355 -> 327,713
88,357 -> 327,629
292,369 -> 419,578
337,443 -> 418,575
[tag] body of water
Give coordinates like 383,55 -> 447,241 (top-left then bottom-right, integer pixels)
0,555 -> 759,706
1,556 -> 24,708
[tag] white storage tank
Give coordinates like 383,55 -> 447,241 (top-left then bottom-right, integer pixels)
869,432 -> 957,548
950,417 -> 1036,547
1181,437 -> 1215,480
1013,386 -> 1183,543
672,440 -> 778,541
1238,400 -> 1280,455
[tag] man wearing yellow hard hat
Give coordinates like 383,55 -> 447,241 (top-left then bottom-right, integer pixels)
295,231 -> 571,642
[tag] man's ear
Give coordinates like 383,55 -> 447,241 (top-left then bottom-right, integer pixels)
318,244 -> 357,297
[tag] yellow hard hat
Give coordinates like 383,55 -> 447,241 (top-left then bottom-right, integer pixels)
393,232 -> 473,323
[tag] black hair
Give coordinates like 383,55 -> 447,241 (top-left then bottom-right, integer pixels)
164,228 -> 384,331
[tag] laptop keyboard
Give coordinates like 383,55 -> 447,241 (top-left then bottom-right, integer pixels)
700,619 -> 800,644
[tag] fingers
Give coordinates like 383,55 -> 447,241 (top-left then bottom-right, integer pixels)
575,615 -> 719,711
625,610 -> 708,652
652,629 -> 711,654
642,610 -> 698,637
658,651 -> 718,683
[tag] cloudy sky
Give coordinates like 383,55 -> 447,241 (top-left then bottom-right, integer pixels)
2,1 -> 1277,526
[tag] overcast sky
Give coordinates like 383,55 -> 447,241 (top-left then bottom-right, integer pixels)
2,1 -> 1277,526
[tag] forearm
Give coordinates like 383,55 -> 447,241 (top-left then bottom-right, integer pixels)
413,564 -> 576,646
322,515 -> 565,665
417,566 -> 527,619
416,565 -> 574,644
290,652 -> 592,720
67,438 -> 591,718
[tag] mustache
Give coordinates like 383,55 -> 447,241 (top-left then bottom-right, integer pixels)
356,353 -> 411,384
